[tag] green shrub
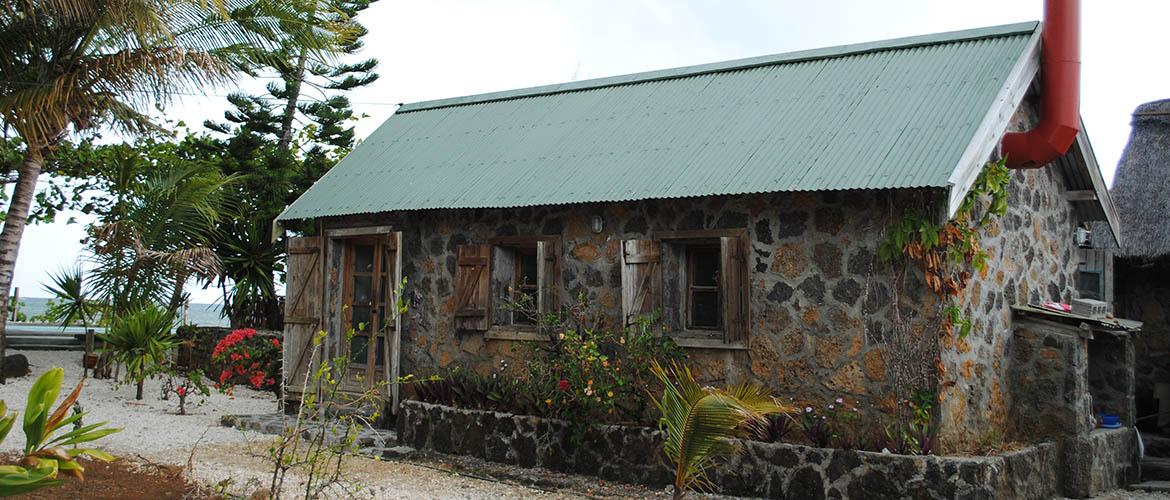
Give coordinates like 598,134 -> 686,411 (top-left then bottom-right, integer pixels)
99,305 -> 178,400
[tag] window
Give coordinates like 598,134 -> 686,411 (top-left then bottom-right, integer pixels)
621,229 -> 748,349
686,246 -> 721,329
453,236 -> 560,338
343,237 -> 391,366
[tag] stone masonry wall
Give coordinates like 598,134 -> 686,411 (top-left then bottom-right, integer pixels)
1007,317 -> 1092,440
938,91 -> 1080,446
398,400 -> 1060,500
328,190 -> 917,417
1116,257 -> 1170,430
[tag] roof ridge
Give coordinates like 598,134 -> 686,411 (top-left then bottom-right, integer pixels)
397,21 -> 1039,114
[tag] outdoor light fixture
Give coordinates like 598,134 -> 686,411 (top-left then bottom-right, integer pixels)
590,215 -> 604,234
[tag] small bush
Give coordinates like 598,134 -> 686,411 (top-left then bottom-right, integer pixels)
210,328 -> 281,395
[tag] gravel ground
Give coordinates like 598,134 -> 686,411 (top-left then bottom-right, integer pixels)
0,350 -> 618,498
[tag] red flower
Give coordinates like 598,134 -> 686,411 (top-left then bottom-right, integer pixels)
271,338 -> 280,348
176,386 -> 187,397
557,379 -> 570,392
249,372 -> 265,388
266,378 -> 276,387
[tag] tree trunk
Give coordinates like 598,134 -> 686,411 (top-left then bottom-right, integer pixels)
0,149 -> 44,383
136,379 -> 145,400
276,51 -> 308,153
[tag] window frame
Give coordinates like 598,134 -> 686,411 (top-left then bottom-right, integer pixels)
651,228 -> 750,350
485,235 -> 560,341
685,244 -> 722,330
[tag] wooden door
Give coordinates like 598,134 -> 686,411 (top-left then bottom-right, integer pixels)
339,235 -> 397,393
283,236 -> 322,400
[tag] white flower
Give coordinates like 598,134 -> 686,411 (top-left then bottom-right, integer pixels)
835,397 -> 844,404
828,404 -> 835,410
805,406 -> 813,413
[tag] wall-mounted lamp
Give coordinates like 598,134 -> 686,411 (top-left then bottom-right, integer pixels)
590,215 -> 604,234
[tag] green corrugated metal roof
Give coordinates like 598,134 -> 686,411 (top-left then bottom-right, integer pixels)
279,22 -> 1040,221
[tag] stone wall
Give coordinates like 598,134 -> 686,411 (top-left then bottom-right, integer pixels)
1088,332 -> 1136,426
398,400 -> 1059,499
939,91 -> 1081,445
1116,256 -> 1170,430
1007,316 -> 1092,440
1060,428 -> 1137,498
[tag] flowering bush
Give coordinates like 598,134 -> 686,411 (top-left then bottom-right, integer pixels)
164,368 -> 210,415
210,328 -> 281,395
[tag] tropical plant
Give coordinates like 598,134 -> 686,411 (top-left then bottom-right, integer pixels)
41,266 -> 97,330
210,328 -> 281,396
0,368 -> 120,496
650,361 -> 791,499
0,0 -> 341,381
99,306 -> 178,400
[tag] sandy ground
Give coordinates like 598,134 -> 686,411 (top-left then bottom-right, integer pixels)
0,350 -> 594,499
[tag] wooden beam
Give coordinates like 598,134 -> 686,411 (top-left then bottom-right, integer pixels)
1064,190 -> 1097,201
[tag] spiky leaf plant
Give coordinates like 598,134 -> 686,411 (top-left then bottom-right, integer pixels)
650,361 -> 792,499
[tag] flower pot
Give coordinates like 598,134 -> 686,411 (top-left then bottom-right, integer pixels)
83,352 -> 99,369
1100,413 -> 1122,429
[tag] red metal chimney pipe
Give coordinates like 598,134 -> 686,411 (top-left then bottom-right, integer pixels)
1001,0 -> 1081,169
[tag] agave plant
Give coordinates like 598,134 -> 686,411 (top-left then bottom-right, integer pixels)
0,368 -> 120,496
99,306 -> 178,400
650,361 -> 791,499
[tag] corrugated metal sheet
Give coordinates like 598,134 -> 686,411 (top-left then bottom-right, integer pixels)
279,22 -> 1039,221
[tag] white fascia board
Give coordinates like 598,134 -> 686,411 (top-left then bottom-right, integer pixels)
946,28 -> 1042,216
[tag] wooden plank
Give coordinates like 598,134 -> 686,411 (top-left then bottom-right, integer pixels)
621,240 -> 662,328
325,225 -> 394,238
652,228 -> 749,241
454,244 -> 491,330
721,235 -> 749,344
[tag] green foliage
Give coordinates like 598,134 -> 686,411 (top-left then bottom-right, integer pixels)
650,361 -> 790,499
99,306 -> 179,400
0,368 -> 119,496
878,159 -> 1012,339
41,266 -> 97,330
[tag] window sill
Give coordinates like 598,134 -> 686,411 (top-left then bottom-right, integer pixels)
485,327 -> 550,342
670,337 -> 748,350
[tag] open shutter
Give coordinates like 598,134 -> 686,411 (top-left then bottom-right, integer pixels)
536,239 -> 560,320
283,236 -> 322,397
454,244 -> 491,331
720,235 -> 749,344
621,239 -> 662,328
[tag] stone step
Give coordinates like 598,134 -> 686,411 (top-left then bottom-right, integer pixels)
1131,480 -> 1170,493
1142,457 -> 1170,482
1145,434 -> 1170,458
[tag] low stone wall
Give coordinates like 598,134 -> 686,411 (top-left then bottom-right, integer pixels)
398,401 -> 1059,499
1061,428 -> 1137,498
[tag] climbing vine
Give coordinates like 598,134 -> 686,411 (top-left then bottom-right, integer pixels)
878,158 -> 1011,339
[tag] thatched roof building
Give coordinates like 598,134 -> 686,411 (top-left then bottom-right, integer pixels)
1113,99 -> 1170,258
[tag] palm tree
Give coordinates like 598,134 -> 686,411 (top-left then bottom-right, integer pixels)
99,305 -> 178,400
650,361 -> 792,499
86,145 -> 235,320
0,0 -> 344,381
41,266 -> 96,331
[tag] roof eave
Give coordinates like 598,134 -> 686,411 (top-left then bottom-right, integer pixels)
945,26 -> 1042,216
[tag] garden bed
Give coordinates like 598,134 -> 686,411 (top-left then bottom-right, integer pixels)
398,400 -> 1060,499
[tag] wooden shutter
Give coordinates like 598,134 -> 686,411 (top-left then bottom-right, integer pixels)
621,239 -> 662,328
454,244 -> 491,331
283,236 -> 322,398
386,232 -> 404,413
720,235 -> 749,344
537,239 -> 561,320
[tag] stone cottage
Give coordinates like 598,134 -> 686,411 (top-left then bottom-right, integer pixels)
276,20 -> 1121,449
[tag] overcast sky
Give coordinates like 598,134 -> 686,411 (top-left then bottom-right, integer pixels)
11,0 -> 1170,303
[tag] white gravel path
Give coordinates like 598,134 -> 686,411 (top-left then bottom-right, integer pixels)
0,349 -> 276,457
0,350 -> 591,498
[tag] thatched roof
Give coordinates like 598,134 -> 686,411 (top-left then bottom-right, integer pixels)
1112,99 -> 1170,258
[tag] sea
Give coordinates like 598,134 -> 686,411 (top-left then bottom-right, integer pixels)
10,297 -> 229,327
